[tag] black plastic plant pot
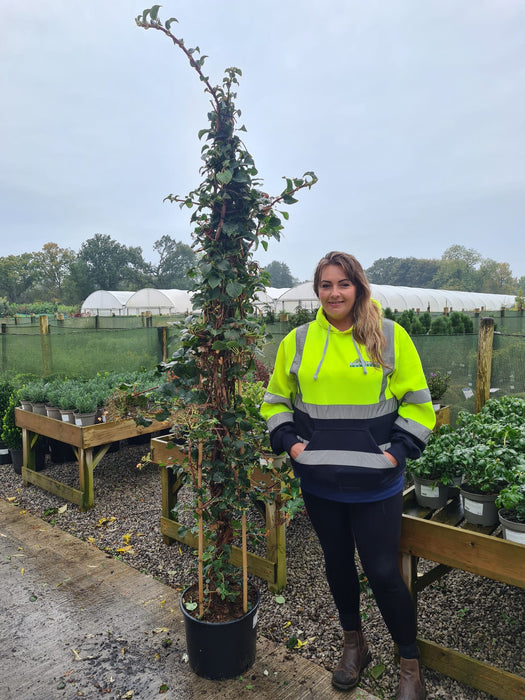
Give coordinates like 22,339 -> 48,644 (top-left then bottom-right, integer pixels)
180,586 -> 259,680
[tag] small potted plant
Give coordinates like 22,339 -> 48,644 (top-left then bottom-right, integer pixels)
406,426 -> 464,509
19,379 -> 49,414
1,388 -> 46,474
0,376 -> 14,464
495,477 -> 525,543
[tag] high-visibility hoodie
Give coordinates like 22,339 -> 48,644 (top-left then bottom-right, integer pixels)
261,306 -> 436,502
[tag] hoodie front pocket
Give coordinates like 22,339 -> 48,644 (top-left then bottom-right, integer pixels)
294,427 -> 394,469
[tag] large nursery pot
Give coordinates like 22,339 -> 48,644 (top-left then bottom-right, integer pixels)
498,510 -> 525,545
180,585 -> 260,680
413,475 -> 449,509
460,485 -> 499,526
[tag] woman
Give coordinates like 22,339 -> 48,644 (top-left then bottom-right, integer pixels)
261,252 -> 435,699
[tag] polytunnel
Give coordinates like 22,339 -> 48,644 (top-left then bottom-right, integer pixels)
80,290 -> 134,316
125,288 -> 194,314
273,283 -> 516,313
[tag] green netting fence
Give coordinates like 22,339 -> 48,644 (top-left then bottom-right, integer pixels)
1,317 -> 524,427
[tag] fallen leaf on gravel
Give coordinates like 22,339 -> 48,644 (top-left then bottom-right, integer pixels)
152,627 -> 170,634
121,691 -> 134,699
20,568 -> 25,575
7,497 -> 16,502
58,504 -> 67,513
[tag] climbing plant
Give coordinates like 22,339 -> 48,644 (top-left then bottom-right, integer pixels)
136,7 -> 316,619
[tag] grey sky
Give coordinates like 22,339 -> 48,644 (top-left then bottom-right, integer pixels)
1,1 -> 524,282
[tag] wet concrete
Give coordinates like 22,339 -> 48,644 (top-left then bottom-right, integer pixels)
0,500 -> 378,700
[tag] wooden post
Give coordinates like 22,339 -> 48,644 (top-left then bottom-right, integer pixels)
39,314 -> 52,377
1,323 -> 6,373
157,326 -> 168,363
475,317 -> 494,413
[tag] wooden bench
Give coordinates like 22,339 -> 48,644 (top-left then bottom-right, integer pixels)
150,433 -> 288,593
16,408 -> 172,510
400,486 -> 525,700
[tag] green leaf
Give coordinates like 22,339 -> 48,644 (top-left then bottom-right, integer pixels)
198,128 -> 209,140
226,281 -> 243,297
274,595 -> 285,604
184,601 -> 198,611
370,663 -> 386,679
216,170 -> 233,185
149,5 -> 162,22
165,18 -> 178,30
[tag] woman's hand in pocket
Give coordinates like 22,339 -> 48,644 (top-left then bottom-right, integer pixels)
290,442 -> 306,460
383,451 -> 398,466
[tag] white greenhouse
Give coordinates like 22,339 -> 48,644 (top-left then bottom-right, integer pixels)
125,288 -> 194,314
274,283 -> 516,313
80,290 -> 134,316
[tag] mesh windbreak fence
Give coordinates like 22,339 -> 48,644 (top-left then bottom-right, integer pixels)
0,328 -> 164,378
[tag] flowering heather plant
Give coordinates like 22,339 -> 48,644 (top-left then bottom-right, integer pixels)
426,370 -> 450,403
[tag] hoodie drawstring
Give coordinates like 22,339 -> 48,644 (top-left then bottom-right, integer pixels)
313,326 -> 368,380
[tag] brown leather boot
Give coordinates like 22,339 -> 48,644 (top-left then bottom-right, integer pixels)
331,628 -> 372,691
395,657 -> 426,700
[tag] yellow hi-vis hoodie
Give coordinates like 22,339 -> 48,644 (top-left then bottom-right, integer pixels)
261,307 -> 436,502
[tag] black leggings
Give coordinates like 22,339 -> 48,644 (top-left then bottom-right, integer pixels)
302,489 -> 417,654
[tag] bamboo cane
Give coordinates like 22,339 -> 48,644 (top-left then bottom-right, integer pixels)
242,511 -> 248,613
198,440 -> 204,618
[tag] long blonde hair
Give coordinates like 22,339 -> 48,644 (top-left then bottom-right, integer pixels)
313,251 -> 388,367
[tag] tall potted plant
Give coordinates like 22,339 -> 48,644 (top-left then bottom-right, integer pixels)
136,7 -> 316,680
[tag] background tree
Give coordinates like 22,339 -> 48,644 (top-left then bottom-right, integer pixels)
476,259 -> 516,294
264,260 -> 298,287
431,245 -> 482,291
366,256 -> 439,287
150,235 -> 195,289
0,254 -> 35,302
75,234 -> 149,291
31,242 -> 76,301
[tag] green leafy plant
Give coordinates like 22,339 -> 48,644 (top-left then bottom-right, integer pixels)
1,389 -> 23,450
135,7 -> 316,621
495,481 -> 525,524
426,370 -> 451,403
406,425 -> 464,486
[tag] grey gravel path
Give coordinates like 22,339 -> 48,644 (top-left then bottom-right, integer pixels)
0,441 -> 523,699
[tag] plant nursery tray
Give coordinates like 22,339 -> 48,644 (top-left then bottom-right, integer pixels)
15,408 -> 172,510
400,486 -> 524,700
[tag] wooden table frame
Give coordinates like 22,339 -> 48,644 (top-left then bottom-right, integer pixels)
16,408 -> 172,510
150,434 -> 287,593
400,487 -> 525,700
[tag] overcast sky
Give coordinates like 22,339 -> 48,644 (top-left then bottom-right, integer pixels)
1,1 -> 524,283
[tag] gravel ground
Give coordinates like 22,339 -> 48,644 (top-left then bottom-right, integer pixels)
0,441 -> 523,700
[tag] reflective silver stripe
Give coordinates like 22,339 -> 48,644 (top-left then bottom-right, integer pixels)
295,449 -> 396,470
294,395 -> 399,420
267,412 -> 294,431
290,323 -> 309,378
402,388 -> 432,404
379,320 -> 395,400
263,391 -> 293,410
395,415 -> 432,443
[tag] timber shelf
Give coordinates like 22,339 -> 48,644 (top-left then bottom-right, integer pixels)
400,486 -> 525,700
15,408 -> 172,510
150,433 -> 288,593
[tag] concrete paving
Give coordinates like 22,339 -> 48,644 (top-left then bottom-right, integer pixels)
0,500 -> 379,700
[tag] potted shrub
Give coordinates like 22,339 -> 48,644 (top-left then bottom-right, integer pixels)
1,388 -> 46,474
426,369 -> 451,428
495,473 -> 525,543
19,378 -> 49,414
0,376 -> 14,464
136,7 -> 316,680
1,388 -> 23,472
456,407 -> 522,526
406,425 -> 464,509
